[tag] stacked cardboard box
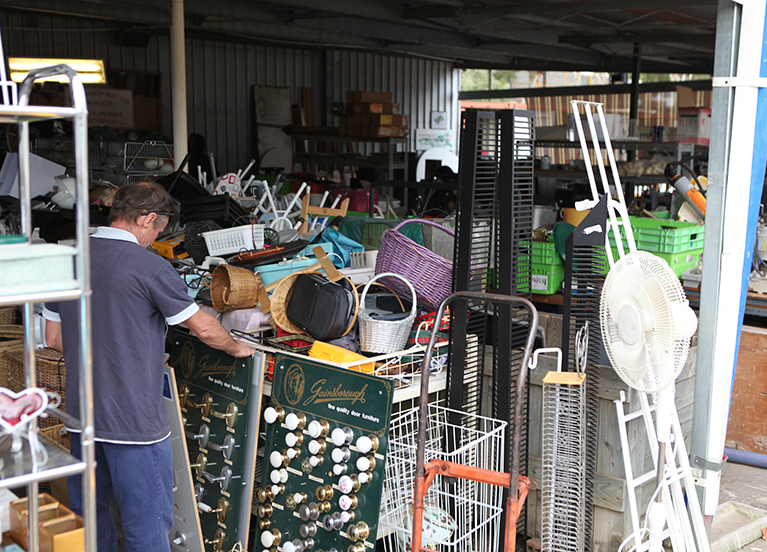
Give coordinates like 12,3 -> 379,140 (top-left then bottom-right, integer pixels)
339,91 -> 408,138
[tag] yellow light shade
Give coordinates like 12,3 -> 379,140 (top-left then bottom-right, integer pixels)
8,58 -> 106,84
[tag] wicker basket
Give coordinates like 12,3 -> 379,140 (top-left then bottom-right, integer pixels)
4,347 -> 66,429
0,339 -> 23,388
375,219 -> 454,311
39,423 -> 71,452
0,306 -> 18,325
210,265 -> 264,313
359,273 -> 417,354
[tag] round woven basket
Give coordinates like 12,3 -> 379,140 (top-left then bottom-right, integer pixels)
359,273 -> 417,354
269,272 -> 309,335
210,265 -> 263,313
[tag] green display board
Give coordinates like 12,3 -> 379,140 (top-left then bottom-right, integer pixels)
257,354 -> 394,552
170,330 -> 264,552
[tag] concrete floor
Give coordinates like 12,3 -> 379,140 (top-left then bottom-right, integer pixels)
718,461 -> 767,551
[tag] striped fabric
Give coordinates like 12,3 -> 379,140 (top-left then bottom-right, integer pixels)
529,89 -> 711,164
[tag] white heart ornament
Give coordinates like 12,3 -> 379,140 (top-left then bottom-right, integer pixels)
0,387 -> 49,432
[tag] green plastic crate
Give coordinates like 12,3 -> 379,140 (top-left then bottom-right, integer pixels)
597,247 -> 703,278
532,238 -> 561,264
608,217 -> 704,253
531,262 -> 565,294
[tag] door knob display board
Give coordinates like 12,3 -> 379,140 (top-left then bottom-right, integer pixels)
163,366 -> 205,552
258,355 -> 393,552
170,330 -> 265,552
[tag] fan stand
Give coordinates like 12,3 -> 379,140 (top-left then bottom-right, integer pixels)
570,100 -> 708,552
615,388 -> 710,552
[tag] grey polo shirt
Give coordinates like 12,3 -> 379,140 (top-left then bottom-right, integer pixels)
43,227 -> 198,444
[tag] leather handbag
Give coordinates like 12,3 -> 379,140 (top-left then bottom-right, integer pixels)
286,273 -> 358,341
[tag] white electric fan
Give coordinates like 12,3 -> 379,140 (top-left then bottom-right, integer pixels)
570,100 -> 708,552
600,251 -> 699,552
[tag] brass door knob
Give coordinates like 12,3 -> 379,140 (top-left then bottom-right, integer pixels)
263,405 -> 285,424
190,453 -> 207,478
256,503 -> 274,518
187,393 -> 213,417
204,528 -> 226,551
208,497 -> 229,523
210,402 -> 239,428
178,384 -> 190,408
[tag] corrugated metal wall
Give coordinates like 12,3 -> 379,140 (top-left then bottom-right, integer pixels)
0,11 -> 458,176
327,50 -> 459,154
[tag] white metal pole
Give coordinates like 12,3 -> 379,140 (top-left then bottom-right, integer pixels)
691,0 -> 767,518
170,0 -> 188,171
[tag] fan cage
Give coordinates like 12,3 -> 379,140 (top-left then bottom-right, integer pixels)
600,251 -> 692,394
379,404 -> 507,552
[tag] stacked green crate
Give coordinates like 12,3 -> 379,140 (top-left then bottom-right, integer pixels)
531,238 -> 565,294
606,217 -> 704,277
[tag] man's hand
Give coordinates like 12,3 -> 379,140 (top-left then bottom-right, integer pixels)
230,340 -> 254,358
183,310 -> 252,358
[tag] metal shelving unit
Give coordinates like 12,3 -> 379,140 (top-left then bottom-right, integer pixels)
0,64 -> 95,552
289,132 -> 408,180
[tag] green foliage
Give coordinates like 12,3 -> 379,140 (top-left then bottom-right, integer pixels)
460,69 -> 518,91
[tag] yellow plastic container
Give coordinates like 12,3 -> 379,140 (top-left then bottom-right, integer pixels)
308,341 -> 375,373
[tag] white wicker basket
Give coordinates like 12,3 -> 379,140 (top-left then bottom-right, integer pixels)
202,224 -> 265,256
358,272 -> 417,354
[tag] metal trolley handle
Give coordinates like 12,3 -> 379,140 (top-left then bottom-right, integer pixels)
414,291 -> 539,552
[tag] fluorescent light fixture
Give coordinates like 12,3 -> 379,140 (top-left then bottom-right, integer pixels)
8,58 -> 106,84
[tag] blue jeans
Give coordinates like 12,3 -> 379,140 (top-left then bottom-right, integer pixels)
68,433 -> 174,552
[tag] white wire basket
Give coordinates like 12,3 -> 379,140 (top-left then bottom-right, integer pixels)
202,224 -> 265,256
359,273 -> 418,355
379,404 -> 508,552
123,140 -> 175,173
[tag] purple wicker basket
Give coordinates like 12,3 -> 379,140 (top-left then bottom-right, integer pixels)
374,219 -> 454,311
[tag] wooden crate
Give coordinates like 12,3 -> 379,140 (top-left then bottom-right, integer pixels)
524,312 -> 697,551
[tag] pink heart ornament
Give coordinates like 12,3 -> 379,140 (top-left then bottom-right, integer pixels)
0,387 -> 49,432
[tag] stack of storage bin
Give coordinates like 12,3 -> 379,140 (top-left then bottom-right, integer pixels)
531,237 -> 565,294
608,217 -> 704,277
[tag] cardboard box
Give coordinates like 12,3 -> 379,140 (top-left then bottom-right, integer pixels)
676,107 -> 711,145
536,125 -> 570,141
346,91 -> 392,103
351,102 -> 394,114
39,515 -> 84,552
369,125 -> 402,137
371,113 -> 405,126
10,495 -> 71,551
133,95 -> 163,134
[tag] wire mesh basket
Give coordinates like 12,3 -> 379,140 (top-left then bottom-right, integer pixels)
379,404 -> 507,552
124,140 -> 175,173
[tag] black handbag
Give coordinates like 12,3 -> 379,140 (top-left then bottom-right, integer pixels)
286,273 -> 358,341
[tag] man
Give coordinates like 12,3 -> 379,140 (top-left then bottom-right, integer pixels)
43,181 -> 252,552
